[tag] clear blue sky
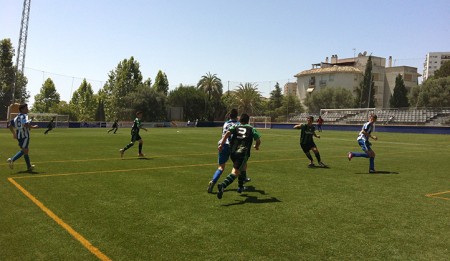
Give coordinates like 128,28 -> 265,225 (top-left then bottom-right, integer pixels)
2,0 -> 449,106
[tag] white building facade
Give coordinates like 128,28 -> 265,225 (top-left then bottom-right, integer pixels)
295,53 -> 420,109
423,52 -> 450,80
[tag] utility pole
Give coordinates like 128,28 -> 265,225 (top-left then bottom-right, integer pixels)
12,0 -> 32,103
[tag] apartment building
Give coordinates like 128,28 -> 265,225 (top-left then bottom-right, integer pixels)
423,52 -> 450,80
294,53 -> 420,108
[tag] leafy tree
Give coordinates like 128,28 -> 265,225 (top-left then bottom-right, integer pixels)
102,56 -> 143,120
304,87 -> 354,112
268,82 -> 283,109
152,70 -> 169,95
229,83 -> 262,115
197,72 -> 223,120
123,85 -> 167,121
168,84 -> 207,121
389,74 -> 409,108
52,101 -> 77,120
409,76 -> 450,108
433,60 -> 450,79
70,79 -> 97,121
277,94 -> 303,121
32,78 -> 60,113
355,55 -> 376,108
0,38 -> 29,119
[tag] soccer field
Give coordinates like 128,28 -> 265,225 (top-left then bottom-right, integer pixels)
1,127 -> 449,260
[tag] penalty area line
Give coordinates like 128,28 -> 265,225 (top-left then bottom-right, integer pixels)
7,177 -> 112,261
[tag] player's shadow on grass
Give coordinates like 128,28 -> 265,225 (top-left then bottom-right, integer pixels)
16,170 -> 40,175
121,157 -> 152,160
356,170 -> 399,175
222,186 -> 282,206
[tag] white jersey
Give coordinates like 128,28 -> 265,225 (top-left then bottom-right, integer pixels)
218,119 -> 238,145
12,113 -> 31,139
357,121 -> 375,142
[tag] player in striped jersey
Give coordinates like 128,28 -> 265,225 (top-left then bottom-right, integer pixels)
207,109 -> 240,193
7,104 -> 39,172
348,114 -> 378,173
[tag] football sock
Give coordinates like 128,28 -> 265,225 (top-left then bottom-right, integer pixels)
238,175 -> 245,188
305,152 -> 313,161
369,157 -> 375,170
352,152 -> 369,158
222,174 -> 236,189
139,144 -> 143,154
12,151 -> 24,161
124,142 -> 134,151
212,169 -> 223,183
314,152 -> 321,162
24,154 -> 31,168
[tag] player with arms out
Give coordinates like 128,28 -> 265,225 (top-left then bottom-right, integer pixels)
120,111 -> 147,157
7,104 -> 39,172
293,116 -> 327,168
348,114 -> 378,173
216,113 -> 261,199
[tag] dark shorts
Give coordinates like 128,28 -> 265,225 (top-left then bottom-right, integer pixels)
230,154 -> 249,171
131,133 -> 142,142
300,142 -> 316,153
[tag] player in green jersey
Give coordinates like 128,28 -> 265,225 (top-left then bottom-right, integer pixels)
216,113 -> 261,199
293,116 -> 327,168
120,111 -> 147,157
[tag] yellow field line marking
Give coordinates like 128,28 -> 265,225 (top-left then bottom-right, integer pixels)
7,177 -> 111,261
11,158 -> 301,179
425,191 -> 450,201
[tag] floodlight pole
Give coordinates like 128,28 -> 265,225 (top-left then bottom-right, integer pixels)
12,0 -> 32,103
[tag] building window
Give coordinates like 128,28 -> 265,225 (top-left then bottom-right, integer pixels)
372,73 -> 380,81
309,76 -> 315,86
404,74 -> 412,82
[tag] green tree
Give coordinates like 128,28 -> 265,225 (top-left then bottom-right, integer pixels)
70,79 -> 97,121
168,84 -> 207,121
152,70 -> 169,95
409,76 -> 450,108
197,72 -> 223,120
102,56 -> 143,120
52,101 -> 77,120
124,85 -> 167,121
389,74 -> 409,108
0,38 -> 29,119
32,78 -> 60,113
229,83 -> 262,115
277,94 -> 303,121
433,60 -> 450,79
355,55 -> 376,108
268,82 -> 283,109
304,87 -> 354,112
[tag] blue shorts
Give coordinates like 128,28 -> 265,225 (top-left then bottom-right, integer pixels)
358,139 -> 372,152
18,137 -> 30,149
218,144 -> 231,165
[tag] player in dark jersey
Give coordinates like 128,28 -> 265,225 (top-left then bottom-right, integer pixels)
7,104 -> 39,172
108,119 -> 119,134
119,111 -> 147,158
216,113 -> 261,199
44,117 -> 55,134
348,114 -> 378,173
293,116 -> 326,168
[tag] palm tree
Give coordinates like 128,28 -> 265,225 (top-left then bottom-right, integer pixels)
233,83 -> 262,115
197,72 -> 223,120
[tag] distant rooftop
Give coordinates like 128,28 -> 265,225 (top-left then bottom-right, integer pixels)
294,66 -> 362,77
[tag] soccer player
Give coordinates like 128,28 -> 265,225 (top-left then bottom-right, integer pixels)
207,109 -> 250,193
317,115 -> 324,132
216,113 -> 261,199
7,104 -> 39,172
293,116 -> 327,168
44,117 -> 55,134
108,119 -> 119,134
119,111 -> 147,157
348,114 -> 378,173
